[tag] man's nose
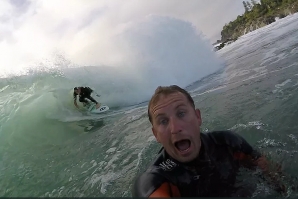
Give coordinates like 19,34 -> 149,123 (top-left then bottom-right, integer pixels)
169,117 -> 182,134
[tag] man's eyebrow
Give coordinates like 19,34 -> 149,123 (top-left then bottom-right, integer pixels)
154,113 -> 166,119
175,104 -> 187,109
154,104 -> 187,118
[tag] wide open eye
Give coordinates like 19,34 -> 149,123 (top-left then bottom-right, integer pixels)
177,111 -> 186,118
160,118 -> 168,125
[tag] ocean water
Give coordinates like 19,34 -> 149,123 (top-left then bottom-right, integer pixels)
0,13 -> 298,197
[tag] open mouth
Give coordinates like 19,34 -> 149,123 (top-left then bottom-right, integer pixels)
174,139 -> 191,152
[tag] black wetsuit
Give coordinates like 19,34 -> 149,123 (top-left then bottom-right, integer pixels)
73,87 -> 98,104
132,131 -> 262,197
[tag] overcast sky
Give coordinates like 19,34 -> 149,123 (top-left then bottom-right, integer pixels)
0,0 -> 246,72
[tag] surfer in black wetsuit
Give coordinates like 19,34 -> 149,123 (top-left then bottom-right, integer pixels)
132,85 -> 288,197
73,87 -> 100,109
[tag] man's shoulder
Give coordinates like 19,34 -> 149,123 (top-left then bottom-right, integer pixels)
132,167 -> 166,197
204,130 -> 251,151
205,130 -> 242,141
132,149 -> 178,197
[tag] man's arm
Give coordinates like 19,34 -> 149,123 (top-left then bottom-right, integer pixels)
218,131 -> 287,194
233,144 -> 287,194
86,96 -> 98,104
149,182 -> 180,198
253,154 -> 287,193
132,172 -> 180,198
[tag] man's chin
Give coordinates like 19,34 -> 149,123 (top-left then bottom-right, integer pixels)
178,157 -> 196,163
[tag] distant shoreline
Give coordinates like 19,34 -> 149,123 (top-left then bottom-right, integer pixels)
213,0 -> 298,51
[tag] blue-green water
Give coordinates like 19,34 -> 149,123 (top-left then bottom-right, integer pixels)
0,14 -> 298,197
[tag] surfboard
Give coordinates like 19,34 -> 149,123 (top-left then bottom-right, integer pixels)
88,103 -> 110,114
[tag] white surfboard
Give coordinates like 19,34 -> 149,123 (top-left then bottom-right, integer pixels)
88,103 -> 109,114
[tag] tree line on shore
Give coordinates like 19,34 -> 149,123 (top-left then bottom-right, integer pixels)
214,0 -> 298,50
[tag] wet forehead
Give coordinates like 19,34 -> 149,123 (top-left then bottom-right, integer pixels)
151,92 -> 189,116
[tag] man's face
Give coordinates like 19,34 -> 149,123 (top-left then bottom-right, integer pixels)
151,92 -> 202,163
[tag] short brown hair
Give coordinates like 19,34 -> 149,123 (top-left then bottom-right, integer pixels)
148,85 -> 195,124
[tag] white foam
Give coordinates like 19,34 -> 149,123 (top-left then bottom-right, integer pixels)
192,85 -> 227,98
275,79 -> 292,88
106,147 -> 117,153
147,136 -> 156,142
290,47 -> 298,54
257,138 -> 286,148
272,79 -> 292,93
229,121 -> 266,130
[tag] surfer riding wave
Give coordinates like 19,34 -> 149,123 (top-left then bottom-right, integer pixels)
73,87 -> 101,109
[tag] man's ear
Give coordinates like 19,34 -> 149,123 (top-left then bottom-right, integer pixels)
152,126 -> 160,143
195,108 -> 202,126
